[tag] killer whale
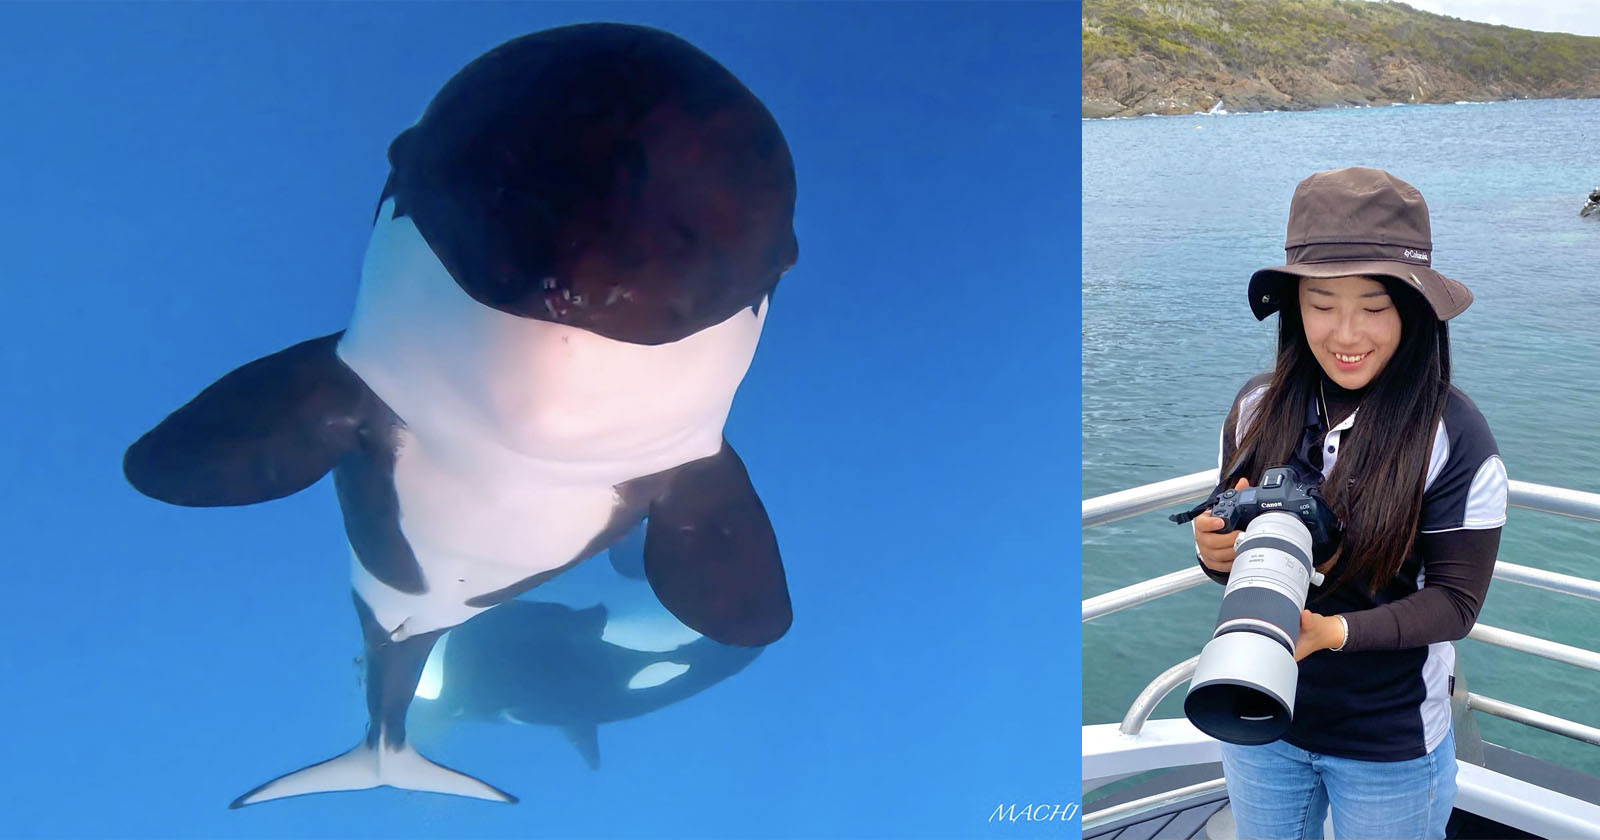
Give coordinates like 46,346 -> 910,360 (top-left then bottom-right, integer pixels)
410,527 -> 765,769
122,22 -> 795,808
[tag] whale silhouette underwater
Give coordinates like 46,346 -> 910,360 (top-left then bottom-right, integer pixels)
408,523 -> 766,770
123,22 -> 796,808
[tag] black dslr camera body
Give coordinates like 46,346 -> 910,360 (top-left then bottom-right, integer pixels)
1210,465 -> 1342,548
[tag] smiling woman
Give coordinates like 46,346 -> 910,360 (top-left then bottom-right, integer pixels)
1297,275 -> 1401,391
1187,167 -> 1508,840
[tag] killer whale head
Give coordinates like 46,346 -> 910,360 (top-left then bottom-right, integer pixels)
378,22 -> 798,347
337,23 -> 797,460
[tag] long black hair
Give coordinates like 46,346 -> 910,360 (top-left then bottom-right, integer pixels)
1223,276 -> 1451,594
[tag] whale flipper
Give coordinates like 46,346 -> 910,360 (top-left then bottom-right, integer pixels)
560,723 -> 602,770
607,521 -> 649,580
228,740 -> 517,809
644,443 -> 791,647
124,332 -> 369,507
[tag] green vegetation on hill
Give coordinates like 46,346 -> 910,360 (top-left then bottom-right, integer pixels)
1082,0 -> 1600,117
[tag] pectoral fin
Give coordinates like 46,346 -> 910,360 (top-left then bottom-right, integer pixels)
607,520 -> 649,580
123,332 -> 369,507
644,443 -> 791,647
561,724 -> 602,770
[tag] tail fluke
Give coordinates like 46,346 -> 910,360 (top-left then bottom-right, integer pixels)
229,740 -> 517,809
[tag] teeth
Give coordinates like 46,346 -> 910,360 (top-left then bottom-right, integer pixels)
1335,352 -> 1367,363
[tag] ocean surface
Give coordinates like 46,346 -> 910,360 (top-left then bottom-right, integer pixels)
1083,98 -> 1600,784
2,5 -> 1074,837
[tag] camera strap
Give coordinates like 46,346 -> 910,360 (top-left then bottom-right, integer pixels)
1291,391 -> 1328,481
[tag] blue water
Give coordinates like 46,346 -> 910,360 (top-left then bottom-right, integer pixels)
2,4 -> 1076,836
1084,99 -> 1600,780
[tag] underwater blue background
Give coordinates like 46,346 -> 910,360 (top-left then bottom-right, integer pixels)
2,2 -> 1079,837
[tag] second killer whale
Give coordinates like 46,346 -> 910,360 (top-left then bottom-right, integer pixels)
409,525 -> 766,769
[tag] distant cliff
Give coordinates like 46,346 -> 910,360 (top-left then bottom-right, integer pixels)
1083,0 -> 1600,118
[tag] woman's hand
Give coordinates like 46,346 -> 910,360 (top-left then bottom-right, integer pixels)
1294,610 -> 1347,661
1194,478 -> 1250,574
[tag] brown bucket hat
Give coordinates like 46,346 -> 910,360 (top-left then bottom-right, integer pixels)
1248,167 -> 1473,321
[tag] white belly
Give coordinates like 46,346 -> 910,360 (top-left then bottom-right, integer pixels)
353,428 -> 627,640
336,200 -> 767,639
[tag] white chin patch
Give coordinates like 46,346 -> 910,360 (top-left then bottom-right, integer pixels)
627,661 -> 690,690
337,201 -> 766,465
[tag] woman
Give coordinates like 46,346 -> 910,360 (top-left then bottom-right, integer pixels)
1191,167 -> 1508,840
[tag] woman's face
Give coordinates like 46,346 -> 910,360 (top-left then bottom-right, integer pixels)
1298,275 -> 1402,390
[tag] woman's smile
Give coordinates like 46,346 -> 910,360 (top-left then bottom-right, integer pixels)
1299,275 -> 1401,389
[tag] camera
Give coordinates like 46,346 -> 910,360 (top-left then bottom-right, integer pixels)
1207,465 -> 1342,549
1183,465 -> 1343,745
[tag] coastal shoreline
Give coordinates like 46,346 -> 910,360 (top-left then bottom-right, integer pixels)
1083,0 -> 1600,119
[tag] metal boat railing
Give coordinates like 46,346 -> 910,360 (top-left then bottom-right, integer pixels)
1102,654 -> 1600,749
1084,469 -> 1600,529
1083,472 -> 1600,751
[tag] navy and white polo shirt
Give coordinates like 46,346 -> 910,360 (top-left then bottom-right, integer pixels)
1213,372 -> 1508,761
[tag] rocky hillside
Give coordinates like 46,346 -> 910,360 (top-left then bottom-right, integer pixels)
1083,0 -> 1600,118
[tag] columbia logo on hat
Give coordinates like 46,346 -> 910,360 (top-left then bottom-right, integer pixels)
1404,249 -> 1430,262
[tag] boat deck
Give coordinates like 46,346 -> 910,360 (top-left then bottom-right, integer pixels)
1086,794 -> 1228,840
1085,764 -> 1229,840
1087,800 -> 1227,840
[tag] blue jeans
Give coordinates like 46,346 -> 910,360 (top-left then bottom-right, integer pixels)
1219,729 -> 1457,839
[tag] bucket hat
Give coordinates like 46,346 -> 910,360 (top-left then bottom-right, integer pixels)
1248,167 -> 1473,321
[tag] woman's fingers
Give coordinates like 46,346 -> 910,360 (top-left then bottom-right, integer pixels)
1194,511 -> 1236,572
1196,478 -> 1255,575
